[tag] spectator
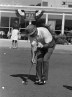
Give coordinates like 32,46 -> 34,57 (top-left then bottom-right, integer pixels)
11,19 -> 20,48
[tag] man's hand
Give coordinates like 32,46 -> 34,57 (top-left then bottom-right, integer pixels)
37,42 -> 43,48
31,41 -> 43,65
31,58 -> 36,64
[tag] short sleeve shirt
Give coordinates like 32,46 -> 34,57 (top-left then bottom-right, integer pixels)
37,27 -> 52,44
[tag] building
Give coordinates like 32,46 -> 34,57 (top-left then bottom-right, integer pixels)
41,0 -> 72,34
42,0 -> 72,7
0,0 -> 72,39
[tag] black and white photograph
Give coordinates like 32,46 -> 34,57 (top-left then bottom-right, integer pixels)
0,0 -> 72,97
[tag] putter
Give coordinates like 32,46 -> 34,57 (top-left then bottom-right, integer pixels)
23,62 -> 34,85
24,41 -> 37,85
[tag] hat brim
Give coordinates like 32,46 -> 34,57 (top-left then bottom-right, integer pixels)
26,27 -> 37,36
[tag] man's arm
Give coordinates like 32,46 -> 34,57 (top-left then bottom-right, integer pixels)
31,41 -> 37,64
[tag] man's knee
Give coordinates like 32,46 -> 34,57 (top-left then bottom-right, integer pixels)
44,48 -> 54,61
37,58 -> 43,62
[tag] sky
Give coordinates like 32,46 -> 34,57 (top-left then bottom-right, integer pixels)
0,0 -> 42,6
20,0 -> 72,5
22,0 -> 42,5
0,0 -> 72,6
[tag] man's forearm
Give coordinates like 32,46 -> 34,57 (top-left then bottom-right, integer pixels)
31,46 -> 37,64
43,43 -> 49,48
43,39 -> 56,48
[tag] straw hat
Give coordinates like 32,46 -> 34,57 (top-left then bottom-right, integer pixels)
26,24 -> 37,36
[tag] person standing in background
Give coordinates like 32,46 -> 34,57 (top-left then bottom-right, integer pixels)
11,19 -> 20,48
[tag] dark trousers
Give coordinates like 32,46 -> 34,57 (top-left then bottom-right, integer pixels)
36,46 -> 55,81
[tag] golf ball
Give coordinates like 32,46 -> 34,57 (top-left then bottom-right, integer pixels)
2,86 -> 5,89
22,81 -> 25,84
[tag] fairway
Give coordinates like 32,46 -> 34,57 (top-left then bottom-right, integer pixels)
0,47 -> 72,97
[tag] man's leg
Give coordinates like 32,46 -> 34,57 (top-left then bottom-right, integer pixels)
36,58 -> 42,81
42,47 -> 55,83
35,50 -> 43,84
42,61 -> 49,81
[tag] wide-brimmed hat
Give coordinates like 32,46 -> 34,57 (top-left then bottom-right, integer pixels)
25,24 -> 37,36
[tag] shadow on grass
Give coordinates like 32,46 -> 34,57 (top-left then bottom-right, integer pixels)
10,74 -> 36,82
63,85 -> 72,90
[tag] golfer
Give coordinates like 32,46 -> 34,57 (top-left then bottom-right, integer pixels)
26,24 -> 56,85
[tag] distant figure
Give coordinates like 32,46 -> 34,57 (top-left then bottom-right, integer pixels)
11,28 -> 20,48
0,31 -> 5,38
11,19 -> 20,48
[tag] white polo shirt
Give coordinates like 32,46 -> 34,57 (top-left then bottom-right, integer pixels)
29,27 -> 53,48
37,27 -> 52,44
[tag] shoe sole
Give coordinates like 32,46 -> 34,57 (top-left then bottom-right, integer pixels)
34,82 -> 46,85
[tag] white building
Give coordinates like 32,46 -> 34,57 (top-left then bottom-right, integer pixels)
0,0 -> 72,38
42,0 -> 72,7
41,0 -> 72,35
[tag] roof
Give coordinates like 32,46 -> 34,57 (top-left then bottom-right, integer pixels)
0,5 -> 72,14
